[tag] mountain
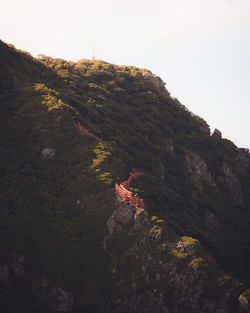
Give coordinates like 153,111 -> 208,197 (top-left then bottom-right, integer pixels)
0,40 -> 250,313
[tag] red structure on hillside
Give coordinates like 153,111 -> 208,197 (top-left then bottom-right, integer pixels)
74,119 -> 101,141
73,120 -> 144,209
115,169 -> 145,210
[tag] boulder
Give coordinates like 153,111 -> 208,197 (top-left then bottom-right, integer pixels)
134,208 -> 149,231
239,294 -> 249,310
42,147 -> 56,159
212,128 -> 222,139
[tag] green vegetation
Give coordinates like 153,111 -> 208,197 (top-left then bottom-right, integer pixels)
0,40 -> 250,313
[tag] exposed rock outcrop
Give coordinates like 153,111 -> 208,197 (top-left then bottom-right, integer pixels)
165,138 -> 174,152
109,235 -> 240,313
236,148 -> 250,177
223,164 -> 244,205
104,203 -> 134,248
34,277 -> 74,312
42,147 -> 56,159
134,208 -> 149,231
236,148 -> 249,154
104,203 -> 149,248
204,210 -> 219,231
239,294 -> 249,310
212,128 -> 222,139
0,254 -> 73,312
186,152 -> 216,188
175,236 -> 199,255
142,74 -> 170,98
199,123 -> 210,135
34,278 -> 74,312
0,254 -> 24,285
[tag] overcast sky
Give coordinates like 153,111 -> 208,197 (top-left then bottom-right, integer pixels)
1,0 -> 250,148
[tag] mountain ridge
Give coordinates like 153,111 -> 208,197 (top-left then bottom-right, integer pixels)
0,40 -> 250,313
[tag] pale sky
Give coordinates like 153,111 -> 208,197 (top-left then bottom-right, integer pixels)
1,0 -> 250,148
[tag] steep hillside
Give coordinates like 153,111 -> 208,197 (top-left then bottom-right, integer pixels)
0,40 -> 250,313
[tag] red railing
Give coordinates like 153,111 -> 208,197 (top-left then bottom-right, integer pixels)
74,121 -> 144,209
74,121 -> 102,141
115,169 -> 145,210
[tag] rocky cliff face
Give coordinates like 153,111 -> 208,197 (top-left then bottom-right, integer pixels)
186,152 -> 216,188
104,203 -> 246,313
0,254 -> 73,312
222,163 -> 244,204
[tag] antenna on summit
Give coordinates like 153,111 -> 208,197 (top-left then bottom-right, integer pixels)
92,45 -> 96,60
